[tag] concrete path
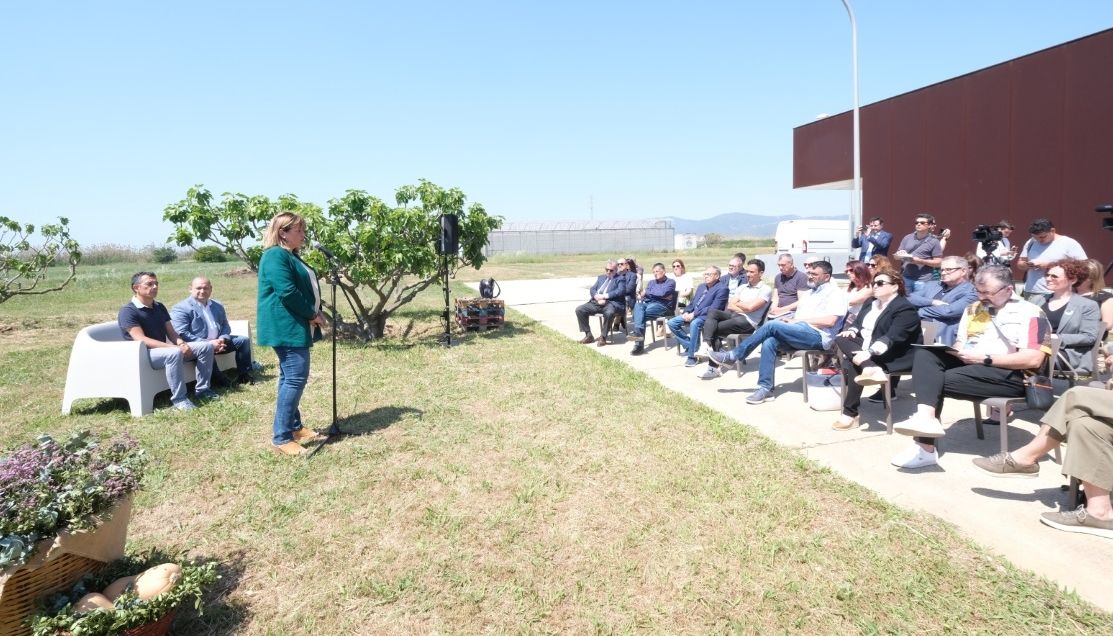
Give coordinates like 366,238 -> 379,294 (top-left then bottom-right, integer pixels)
467,276 -> 1113,612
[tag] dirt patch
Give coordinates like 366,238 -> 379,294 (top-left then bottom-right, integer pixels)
223,267 -> 257,278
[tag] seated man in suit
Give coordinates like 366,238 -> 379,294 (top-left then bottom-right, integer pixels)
668,266 -> 729,367
972,380 -> 1113,539
118,271 -> 216,411
171,276 -> 258,385
575,260 -> 629,346
709,261 -> 848,404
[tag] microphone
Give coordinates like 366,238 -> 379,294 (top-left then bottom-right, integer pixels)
313,242 -> 339,261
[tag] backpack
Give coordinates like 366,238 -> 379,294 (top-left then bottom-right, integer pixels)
479,278 -> 500,299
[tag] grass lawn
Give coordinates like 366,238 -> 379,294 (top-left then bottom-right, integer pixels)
1,257 -> 1109,634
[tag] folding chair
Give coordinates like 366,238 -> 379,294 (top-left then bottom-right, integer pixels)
971,334 -> 1063,456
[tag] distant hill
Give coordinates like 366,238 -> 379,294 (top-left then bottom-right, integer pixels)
667,213 -> 846,237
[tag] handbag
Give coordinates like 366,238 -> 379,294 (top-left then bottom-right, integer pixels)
1024,374 -> 1054,410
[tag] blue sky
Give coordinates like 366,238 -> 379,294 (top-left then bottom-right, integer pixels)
2,1 -> 1111,247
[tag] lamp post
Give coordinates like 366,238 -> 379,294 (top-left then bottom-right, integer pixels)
841,0 -> 861,246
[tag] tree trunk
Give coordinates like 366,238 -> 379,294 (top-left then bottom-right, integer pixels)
369,313 -> 387,339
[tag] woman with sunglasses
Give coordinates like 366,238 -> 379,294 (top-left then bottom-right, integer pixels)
844,260 -> 874,322
1027,260 -> 1102,376
831,273 -> 922,431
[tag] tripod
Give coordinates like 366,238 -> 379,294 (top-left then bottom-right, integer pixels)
439,252 -> 453,347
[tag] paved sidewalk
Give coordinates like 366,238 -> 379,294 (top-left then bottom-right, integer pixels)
469,277 -> 1113,612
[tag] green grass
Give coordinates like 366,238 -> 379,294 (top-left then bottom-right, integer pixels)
1,258 -> 1110,634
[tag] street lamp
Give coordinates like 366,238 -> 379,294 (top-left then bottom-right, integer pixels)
841,0 -> 861,244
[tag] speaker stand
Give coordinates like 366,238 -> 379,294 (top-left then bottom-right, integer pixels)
439,253 -> 453,347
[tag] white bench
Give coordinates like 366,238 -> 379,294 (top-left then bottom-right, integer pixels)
61,320 -> 251,417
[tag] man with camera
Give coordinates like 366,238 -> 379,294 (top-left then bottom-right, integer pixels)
852,217 -> 893,261
974,219 -> 1018,265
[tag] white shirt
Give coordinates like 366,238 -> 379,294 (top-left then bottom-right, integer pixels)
197,301 -> 220,340
795,281 -> 849,347
732,282 -> 773,327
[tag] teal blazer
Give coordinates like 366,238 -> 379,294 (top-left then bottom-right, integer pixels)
256,246 -> 319,348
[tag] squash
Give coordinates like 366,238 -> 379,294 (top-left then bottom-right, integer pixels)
134,563 -> 182,600
102,575 -> 136,600
73,592 -> 114,613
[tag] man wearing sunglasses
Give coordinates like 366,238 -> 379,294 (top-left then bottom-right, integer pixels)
574,259 -> 631,346
1016,218 -> 1086,298
892,213 -> 944,294
891,265 -> 1051,469
709,261 -> 847,404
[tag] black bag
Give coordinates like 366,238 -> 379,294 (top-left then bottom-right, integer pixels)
479,278 -> 500,299
1024,374 -> 1054,410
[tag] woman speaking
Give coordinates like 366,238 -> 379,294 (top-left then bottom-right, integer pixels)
257,212 -> 329,456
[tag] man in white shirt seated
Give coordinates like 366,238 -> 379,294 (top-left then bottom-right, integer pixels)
699,259 -> 772,379
171,276 -> 258,385
708,261 -> 848,404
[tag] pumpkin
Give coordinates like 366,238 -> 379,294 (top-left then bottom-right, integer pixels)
73,592 -> 114,613
134,563 -> 183,600
102,575 -> 136,600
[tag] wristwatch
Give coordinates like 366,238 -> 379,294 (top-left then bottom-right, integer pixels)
983,355 -> 993,366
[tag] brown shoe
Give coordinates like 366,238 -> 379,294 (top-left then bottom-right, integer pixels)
596,337 -> 607,347
832,416 -> 859,431
292,427 -> 329,445
579,334 -> 594,344
271,441 -> 307,457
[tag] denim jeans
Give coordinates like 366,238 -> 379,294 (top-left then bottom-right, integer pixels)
668,315 -> 707,359
273,346 -> 310,444
903,277 -> 928,294
227,335 -> 254,374
632,301 -> 668,336
728,320 -> 824,391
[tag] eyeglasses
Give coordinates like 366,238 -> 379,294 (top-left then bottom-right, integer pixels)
1046,273 -> 1063,279
672,264 -> 682,268
866,263 -> 877,268
605,268 -> 615,273
915,221 -> 930,225
976,285 -> 1008,297
941,267 -> 964,273
703,272 -> 715,277
872,280 -> 894,287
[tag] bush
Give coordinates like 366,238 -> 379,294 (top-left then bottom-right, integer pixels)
150,246 -> 178,263
194,245 -> 228,263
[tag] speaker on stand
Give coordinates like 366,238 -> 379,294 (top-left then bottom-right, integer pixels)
437,214 -> 459,347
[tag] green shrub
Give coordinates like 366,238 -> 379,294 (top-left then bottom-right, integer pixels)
151,246 -> 178,263
194,245 -> 228,263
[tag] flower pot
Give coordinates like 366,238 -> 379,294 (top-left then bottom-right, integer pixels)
0,496 -> 132,636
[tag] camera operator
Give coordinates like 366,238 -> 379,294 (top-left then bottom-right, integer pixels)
974,219 -> 1018,265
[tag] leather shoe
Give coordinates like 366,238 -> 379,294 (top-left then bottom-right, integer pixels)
579,335 -> 594,344
293,427 -> 329,445
595,337 -> 607,347
271,441 -> 307,457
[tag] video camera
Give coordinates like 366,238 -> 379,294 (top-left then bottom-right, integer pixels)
1099,204 -> 1113,231
971,224 -> 1003,243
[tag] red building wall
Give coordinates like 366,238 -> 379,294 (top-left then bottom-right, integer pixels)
793,28 -> 1113,280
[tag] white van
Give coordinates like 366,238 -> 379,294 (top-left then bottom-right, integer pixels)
765,219 -> 851,272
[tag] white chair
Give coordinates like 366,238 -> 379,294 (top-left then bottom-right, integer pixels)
61,320 -> 251,417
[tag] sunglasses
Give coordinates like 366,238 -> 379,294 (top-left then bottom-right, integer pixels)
872,280 -> 894,287
867,263 -> 877,268
672,264 -> 682,268
605,268 -> 616,272
915,221 -> 930,225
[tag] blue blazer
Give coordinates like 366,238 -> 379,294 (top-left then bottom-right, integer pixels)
171,296 -> 233,343
851,230 -> 893,260
906,280 -> 978,345
589,274 -> 628,308
687,281 -> 729,319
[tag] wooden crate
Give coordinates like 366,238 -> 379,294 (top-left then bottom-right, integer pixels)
455,298 -> 506,330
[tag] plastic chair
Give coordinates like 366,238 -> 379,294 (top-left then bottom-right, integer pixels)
971,334 -> 1063,456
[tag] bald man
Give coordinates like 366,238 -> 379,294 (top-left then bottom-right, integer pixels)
171,276 -> 258,385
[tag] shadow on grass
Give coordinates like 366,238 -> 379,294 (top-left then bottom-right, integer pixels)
313,405 -> 424,447
175,548 -> 251,635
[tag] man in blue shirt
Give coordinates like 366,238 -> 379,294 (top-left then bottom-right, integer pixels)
668,266 -> 729,367
630,263 -> 676,355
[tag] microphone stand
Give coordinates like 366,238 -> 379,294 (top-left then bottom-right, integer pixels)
439,252 -> 453,347
310,258 -> 342,457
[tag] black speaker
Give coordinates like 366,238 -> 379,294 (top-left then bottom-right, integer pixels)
438,213 -> 460,255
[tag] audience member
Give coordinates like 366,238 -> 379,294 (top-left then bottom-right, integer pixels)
171,276 -> 258,385
670,259 -> 694,307
893,213 -> 944,293
724,255 -> 746,294
1028,260 -> 1102,376
852,216 -> 893,261
831,272 -> 922,430
575,260 -> 629,346
698,259 -> 772,379
869,254 -> 898,278
1077,258 -> 1113,336
768,254 -> 809,320
843,260 -> 874,321
972,385 -> 1113,539
708,261 -> 848,404
118,272 -> 216,412
906,255 -> 978,346
1017,218 -> 1087,297
890,266 -> 1050,469
668,266 -> 729,367
629,263 -> 676,356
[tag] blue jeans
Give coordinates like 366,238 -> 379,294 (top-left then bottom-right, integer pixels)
227,335 -> 254,374
904,277 -> 928,294
632,301 -> 668,336
728,321 -> 824,391
273,346 -> 310,444
668,315 -> 707,359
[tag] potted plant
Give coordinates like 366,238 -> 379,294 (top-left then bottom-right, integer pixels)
1,431 -> 147,635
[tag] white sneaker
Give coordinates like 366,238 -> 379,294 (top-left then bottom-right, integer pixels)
855,365 -> 889,386
699,366 -> 722,380
891,445 -> 939,469
893,415 -> 945,438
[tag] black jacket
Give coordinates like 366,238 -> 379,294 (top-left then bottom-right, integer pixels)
846,295 -> 923,372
